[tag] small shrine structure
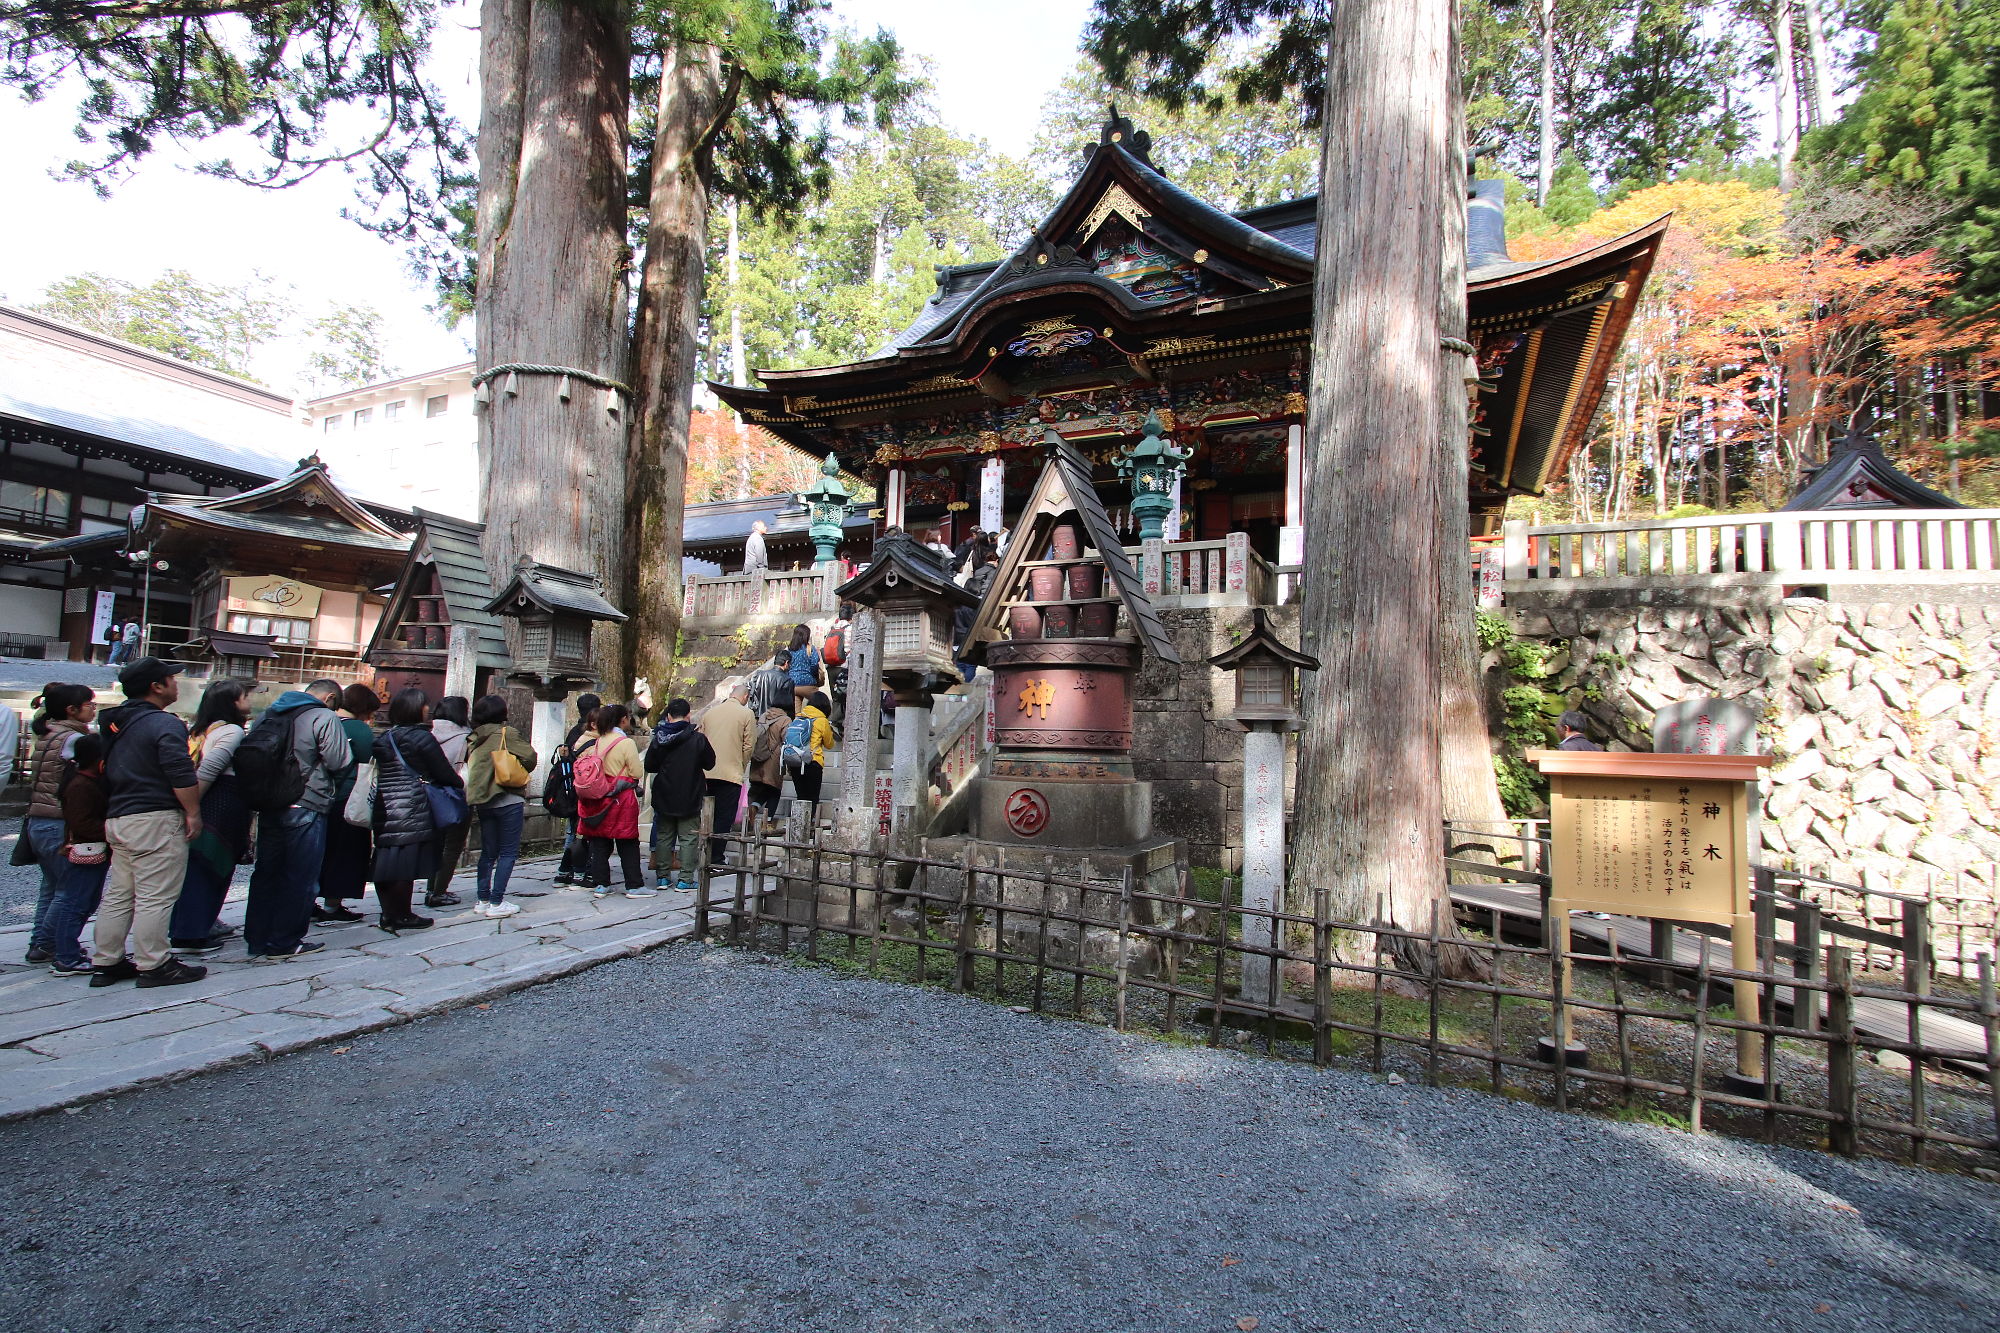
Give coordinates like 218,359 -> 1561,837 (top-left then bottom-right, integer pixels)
1783,423 -> 1965,512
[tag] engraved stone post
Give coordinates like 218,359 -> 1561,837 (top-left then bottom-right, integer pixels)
836,608 -> 881,842
444,624 -> 479,701
1240,726 -> 1288,1006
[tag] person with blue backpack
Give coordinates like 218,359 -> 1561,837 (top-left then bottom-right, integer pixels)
783,690 -> 837,815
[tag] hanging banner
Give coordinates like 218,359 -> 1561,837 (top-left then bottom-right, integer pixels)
224,576 -> 324,619
91,590 -> 116,645
980,457 -> 1005,534
1162,473 -> 1183,542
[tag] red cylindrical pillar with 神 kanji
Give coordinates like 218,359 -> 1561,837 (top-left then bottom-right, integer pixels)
974,638 -> 1153,847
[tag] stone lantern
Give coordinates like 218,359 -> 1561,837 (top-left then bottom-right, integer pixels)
835,530 -> 977,838
1209,609 -> 1319,1007
482,555 -> 627,694
1115,408 -> 1191,542
799,453 -> 853,565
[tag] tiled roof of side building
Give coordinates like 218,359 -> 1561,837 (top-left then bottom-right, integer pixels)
0,304 -> 299,482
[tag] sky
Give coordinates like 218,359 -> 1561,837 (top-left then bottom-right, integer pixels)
0,1 -> 1091,396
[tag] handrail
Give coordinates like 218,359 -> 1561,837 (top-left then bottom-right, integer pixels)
1502,508 -> 1999,586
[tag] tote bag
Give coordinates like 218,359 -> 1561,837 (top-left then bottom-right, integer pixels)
342,760 -> 376,828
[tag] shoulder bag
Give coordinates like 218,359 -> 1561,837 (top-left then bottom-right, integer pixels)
383,729 -> 469,830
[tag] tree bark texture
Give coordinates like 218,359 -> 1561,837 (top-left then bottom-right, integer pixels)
1801,0 -> 1834,128
1536,0 -> 1555,206
625,40 -> 727,700
1291,0 -> 1457,962
476,0 -> 632,681
1772,0 -> 1798,191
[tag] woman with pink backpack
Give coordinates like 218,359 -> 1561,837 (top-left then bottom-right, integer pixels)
573,703 -> 646,897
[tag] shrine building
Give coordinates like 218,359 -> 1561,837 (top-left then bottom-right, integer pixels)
712,111 -> 1668,563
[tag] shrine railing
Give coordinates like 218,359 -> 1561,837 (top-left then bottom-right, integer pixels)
682,567 -> 839,628
1129,533 -> 1275,607
1501,509 -> 2000,594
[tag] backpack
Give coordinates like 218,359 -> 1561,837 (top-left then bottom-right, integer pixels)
233,707 -> 314,813
822,625 -> 846,667
751,717 -> 781,766
570,737 -> 614,802
780,715 -> 814,774
544,745 -> 577,818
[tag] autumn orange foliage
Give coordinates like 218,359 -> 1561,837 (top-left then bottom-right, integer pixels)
1515,181 -> 2000,519
686,408 -> 818,504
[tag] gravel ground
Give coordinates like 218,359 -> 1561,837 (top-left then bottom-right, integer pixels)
3,944 -> 1998,1333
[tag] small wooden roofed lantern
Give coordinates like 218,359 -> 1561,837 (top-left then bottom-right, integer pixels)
482,556 -> 626,690
1208,608 -> 1318,730
835,529 -> 975,703
1782,422 -> 1964,512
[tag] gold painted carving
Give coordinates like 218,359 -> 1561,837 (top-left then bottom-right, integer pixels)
909,374 -> 971,393
1080,184 -> 1150,242
1017,678 -> 1056,719
1283,391 -> 1307,416
1144,335 -> 1218,358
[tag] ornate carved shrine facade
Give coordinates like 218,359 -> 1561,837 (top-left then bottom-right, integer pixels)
713,112 -> 1667,564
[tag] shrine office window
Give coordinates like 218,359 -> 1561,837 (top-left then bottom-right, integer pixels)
426,395 -> 450,418
226,613 -> 311,645
384,400 -> 405,421
322,415 -> 342,433
353,408 -> 374,429
1240,662 -> 1287,710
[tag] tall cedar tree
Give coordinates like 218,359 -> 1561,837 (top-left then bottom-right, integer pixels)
474,0 -> 632,680
1087,0 -> 1492,969
622,1 -> 911,699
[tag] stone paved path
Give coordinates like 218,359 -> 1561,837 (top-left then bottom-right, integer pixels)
0,854 -> 697,1118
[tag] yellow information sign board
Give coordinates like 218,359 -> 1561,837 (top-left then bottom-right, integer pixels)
1548,775 -> 1748,927
1529,749 -> 1772,1083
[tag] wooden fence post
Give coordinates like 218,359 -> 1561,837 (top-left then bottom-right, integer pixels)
1827,946 -> 1859,1156
1902,899 -> 1933,996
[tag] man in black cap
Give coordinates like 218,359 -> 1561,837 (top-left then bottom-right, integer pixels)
92,656 -> 206,988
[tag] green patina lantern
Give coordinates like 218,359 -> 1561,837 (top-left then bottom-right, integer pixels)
799,454 -> 852,564
1115,409 -> 1192,542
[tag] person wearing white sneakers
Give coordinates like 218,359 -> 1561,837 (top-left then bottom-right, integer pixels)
464,694 -> 538,918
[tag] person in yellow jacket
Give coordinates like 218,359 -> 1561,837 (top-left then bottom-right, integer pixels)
789,691 -> 837,814
696,678 -> 757,867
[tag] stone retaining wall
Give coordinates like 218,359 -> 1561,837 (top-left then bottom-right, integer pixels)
1129,606 -> 1301,870
1506,598 -> 2000,892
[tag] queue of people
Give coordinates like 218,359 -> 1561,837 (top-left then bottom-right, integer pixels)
17,629 -> 854,989
15,657 -> 542,987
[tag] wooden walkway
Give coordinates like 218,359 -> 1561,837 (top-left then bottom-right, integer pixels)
1449,880 -> 1992,1065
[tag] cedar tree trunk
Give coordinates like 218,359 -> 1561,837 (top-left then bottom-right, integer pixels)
476,0 -> 632,681
1291,0 -> 1465,972
625,41 -> 732,700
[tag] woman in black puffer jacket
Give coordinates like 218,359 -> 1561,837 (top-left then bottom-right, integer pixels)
369,688 -> 463,932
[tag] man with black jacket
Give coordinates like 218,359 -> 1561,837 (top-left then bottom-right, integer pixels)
243,678 -> 351,961
645,698 -> 715,892
93,657 -> 205,988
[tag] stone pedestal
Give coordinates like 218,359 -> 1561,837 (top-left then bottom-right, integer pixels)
891,702 -> 931,841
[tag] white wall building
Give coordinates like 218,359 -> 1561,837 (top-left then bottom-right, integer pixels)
308,363 -> 478,521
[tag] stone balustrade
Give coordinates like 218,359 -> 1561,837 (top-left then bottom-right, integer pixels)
1502,508 -> 2000,596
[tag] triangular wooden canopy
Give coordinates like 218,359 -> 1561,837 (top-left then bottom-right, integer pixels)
964,431 -> 1179,665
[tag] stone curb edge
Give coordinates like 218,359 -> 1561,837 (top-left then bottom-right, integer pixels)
0,916 -> 698,1124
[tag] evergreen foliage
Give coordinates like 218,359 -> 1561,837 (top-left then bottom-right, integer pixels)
1807,0 -> 2000,310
